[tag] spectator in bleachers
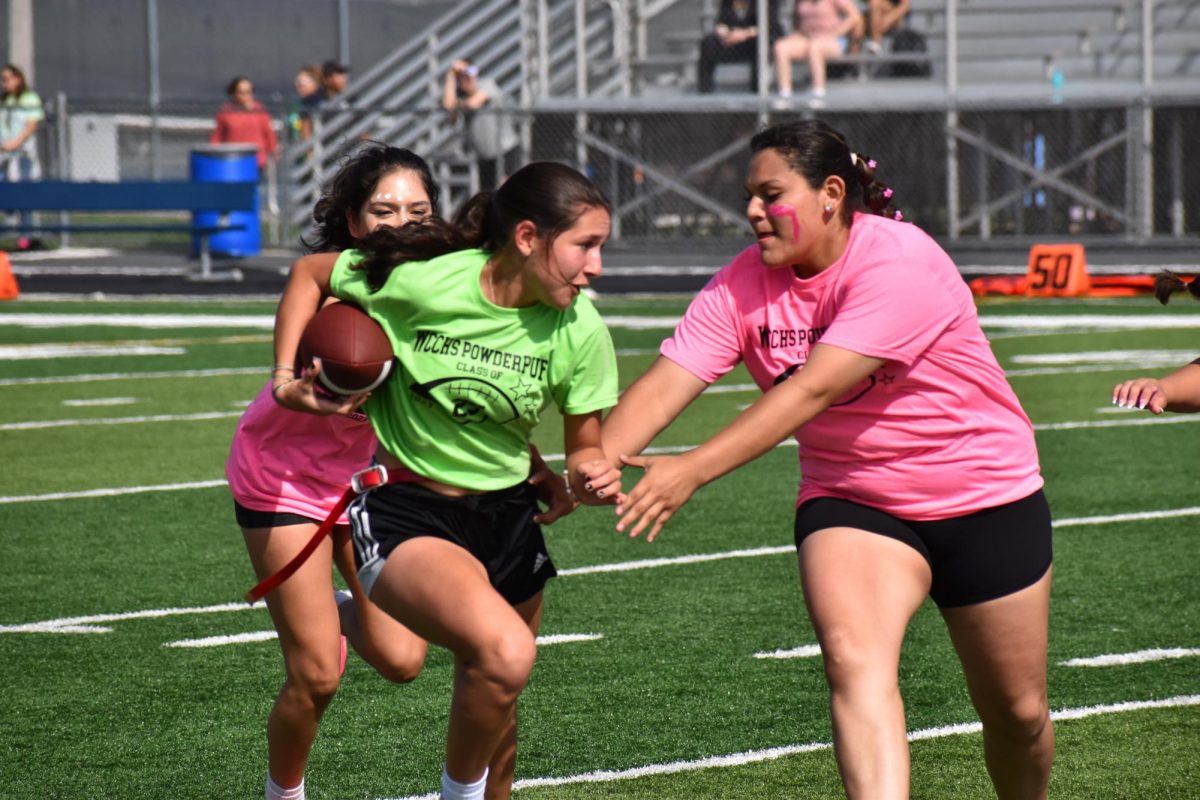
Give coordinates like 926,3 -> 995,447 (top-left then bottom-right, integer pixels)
211,76 -> 279,173
319,60 -> 351,108
287,64 -> 323,142
773,0 -> 864,105
442,59 -> 519,189
1,63 -> 44,247
697,0 -> 778,94
863,0 -> 911,54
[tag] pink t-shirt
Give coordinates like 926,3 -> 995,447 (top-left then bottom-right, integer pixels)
661,213 -> 1043,520
795,0 -> 855,37
226,382 -> 377,524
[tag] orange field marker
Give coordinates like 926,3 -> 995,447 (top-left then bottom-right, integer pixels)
1024,243 -> 1090,297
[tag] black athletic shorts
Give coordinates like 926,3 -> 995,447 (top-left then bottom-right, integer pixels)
348,480 -> 557,606
794,489 -> 1052,608
233,500 -> 317,529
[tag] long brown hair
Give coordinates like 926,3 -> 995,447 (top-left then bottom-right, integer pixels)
353,161 -> 609,291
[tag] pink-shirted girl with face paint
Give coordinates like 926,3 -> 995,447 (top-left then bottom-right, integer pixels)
585,119 -> 1055,800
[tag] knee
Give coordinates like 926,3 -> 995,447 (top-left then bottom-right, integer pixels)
374,654 -> 423,685
466,627 -> 537,700
819,627 -> 897,695
283,659 -> 341,707
984,692 -> 1052,744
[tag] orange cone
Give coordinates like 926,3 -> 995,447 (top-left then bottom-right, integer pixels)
0,251 -> 18,301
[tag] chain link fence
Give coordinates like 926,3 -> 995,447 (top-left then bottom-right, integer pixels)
25,95 -> 1200,251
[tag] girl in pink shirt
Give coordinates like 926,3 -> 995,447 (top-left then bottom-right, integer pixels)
587,120 -> 1054,799
774,0 -> 864,102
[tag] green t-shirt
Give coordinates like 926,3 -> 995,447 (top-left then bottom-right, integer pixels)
331,248 -> 618,491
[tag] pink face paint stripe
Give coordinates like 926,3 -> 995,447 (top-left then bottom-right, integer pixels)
767,203 -> 801,241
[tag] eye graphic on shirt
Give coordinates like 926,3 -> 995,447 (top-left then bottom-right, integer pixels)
409,377 -> 521,425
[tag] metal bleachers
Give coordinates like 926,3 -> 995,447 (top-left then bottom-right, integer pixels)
293,0 -> 1199,244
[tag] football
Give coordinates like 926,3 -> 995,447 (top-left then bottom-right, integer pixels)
297,302 -> 394,396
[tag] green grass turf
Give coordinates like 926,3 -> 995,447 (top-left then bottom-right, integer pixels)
0,295 -> 1198,799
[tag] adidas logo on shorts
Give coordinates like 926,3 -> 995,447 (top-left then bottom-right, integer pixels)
532,552 -> 548,573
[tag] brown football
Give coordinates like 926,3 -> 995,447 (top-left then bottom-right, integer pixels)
297,302 -> 394,396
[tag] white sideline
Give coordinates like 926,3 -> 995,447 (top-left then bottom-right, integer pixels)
379,695 -> 1200,800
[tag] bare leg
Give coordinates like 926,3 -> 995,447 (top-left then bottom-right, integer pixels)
774,34 -> 812,95
798,527 -> 933,800
367,537 -> 538,785
941,569 -> 1054,800
483,593 -> 544,800
332,526 -> 428,682
242,524 -> 343,790
807,36 -> 845,94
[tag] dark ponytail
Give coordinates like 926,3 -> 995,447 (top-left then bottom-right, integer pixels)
1154,271 -> 1200,305
750,119 -> 903,224
352,161 -> 609,292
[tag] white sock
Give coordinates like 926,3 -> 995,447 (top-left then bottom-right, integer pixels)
440,765 -> 487,800
266,774 -> 305,800
778,87 -> 792,98
812,86 -> 827,98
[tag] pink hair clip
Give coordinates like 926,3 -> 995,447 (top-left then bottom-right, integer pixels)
883,187 -> 893,199
867,159 -> 877,169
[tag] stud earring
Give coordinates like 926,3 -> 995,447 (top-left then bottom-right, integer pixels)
824,203 -> 833,212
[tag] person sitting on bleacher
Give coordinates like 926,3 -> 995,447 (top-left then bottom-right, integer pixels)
773,0 -> 864,105
864,0 -> 911,54
697,0 -> 779,94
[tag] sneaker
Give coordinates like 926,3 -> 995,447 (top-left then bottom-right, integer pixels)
770,94 -> 793,111
865,40 -> 883,55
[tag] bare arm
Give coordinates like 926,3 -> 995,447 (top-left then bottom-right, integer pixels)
601,356 -> 709,466
617,344 -> 886,540
3,118 -> 38,151
1113,359 -> 1200,414
563,411 -> 624,506
271,252 -> 368,416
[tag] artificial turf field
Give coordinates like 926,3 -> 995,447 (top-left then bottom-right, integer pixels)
1,293 -> 1198,799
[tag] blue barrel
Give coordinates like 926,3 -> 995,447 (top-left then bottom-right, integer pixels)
190,144 -> 260,257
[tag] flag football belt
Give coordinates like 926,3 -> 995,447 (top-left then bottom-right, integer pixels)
243,464 -> 395,603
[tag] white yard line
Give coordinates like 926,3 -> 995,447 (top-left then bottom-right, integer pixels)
5,502 -> 1196,634
380,695 -> 1200,800
165,630 -> 604,650
0,410 -> 242,431
1060,648 -> 1200,668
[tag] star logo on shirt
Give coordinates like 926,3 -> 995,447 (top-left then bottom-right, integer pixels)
510,377 -> 538,414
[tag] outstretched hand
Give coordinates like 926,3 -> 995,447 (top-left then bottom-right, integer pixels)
272,358 -> 370,417
613,453 -> 701,542
1112,377 -> 1167,415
